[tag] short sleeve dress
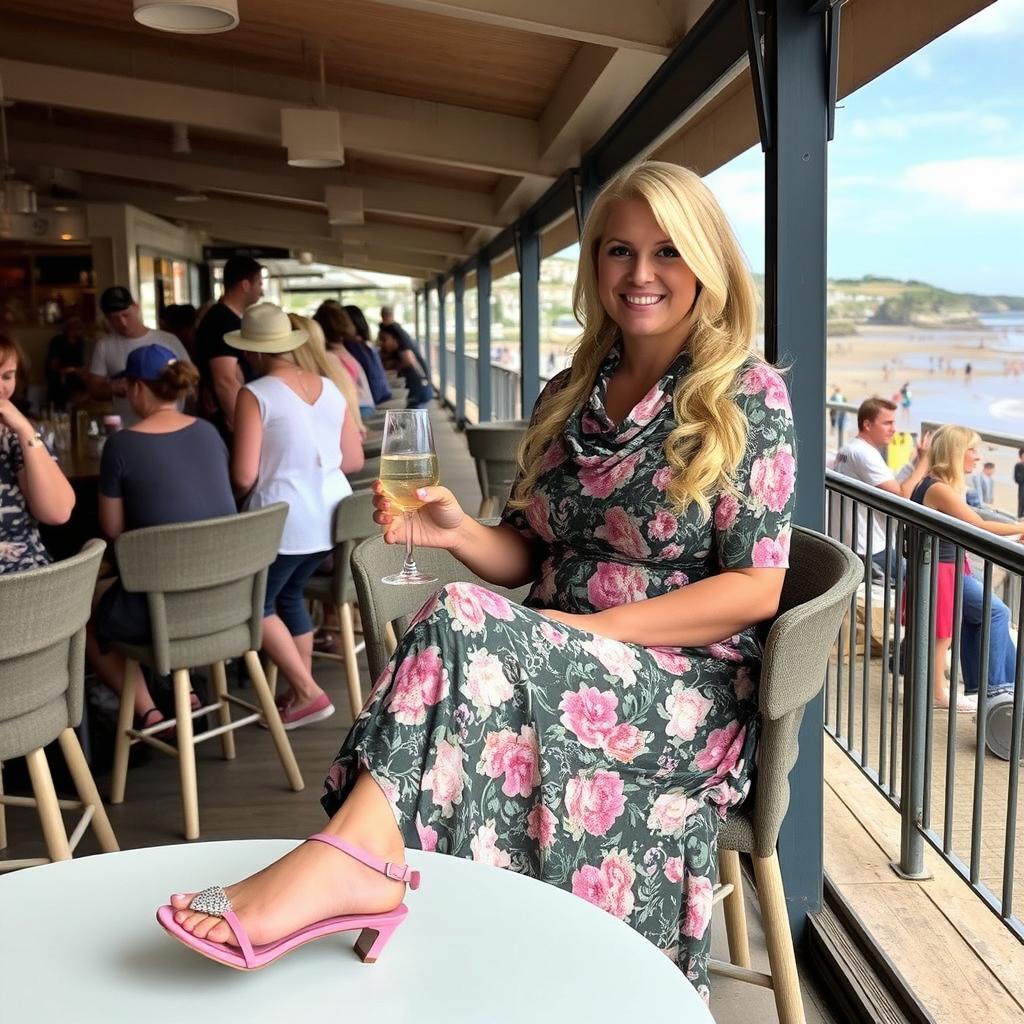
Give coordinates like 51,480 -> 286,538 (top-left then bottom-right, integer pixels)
323,344 -> 797,1000
0,429 -> 52,575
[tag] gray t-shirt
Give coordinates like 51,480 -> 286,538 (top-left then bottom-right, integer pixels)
88,328 -> 192,426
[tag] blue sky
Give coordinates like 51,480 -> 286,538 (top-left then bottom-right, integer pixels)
703,0 -> 1024,296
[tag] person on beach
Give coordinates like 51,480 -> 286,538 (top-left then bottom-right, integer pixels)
157,161 -> 796,1002
833,397 -> 930,581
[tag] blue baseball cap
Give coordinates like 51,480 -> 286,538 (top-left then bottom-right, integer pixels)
112,343 -> 180,381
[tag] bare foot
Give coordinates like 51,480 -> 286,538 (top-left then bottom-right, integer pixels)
934,692 -> 978,713
169,835 -> 405,947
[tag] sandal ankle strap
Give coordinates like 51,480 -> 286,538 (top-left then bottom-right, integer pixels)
307,832 -> 421,890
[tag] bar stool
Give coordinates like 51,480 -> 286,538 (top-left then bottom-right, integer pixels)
0,540 -> 119,870
465,420 -> 528,516
108,504 -> 304,841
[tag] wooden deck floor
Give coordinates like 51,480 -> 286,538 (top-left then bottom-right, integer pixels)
0,406 -> 839,1024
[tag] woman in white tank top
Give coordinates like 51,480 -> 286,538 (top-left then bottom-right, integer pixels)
227,304 -> 364,730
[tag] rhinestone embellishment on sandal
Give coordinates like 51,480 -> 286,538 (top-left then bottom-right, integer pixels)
188,885 -> 233,917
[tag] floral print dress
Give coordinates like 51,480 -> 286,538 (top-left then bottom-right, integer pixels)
0,428 -> 51,574
324,345 -> 796,1000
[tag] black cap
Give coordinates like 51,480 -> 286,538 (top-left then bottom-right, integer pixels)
100,286 -> 135,315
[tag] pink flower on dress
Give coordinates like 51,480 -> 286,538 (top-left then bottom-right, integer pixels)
422,738 -> 464,814
594,506 -> 651,559
581,412 -> 604,434
526,804 -> 558,849
650,647 -> 691,675
571,850 -> 636,920
664,856 -> 685,884
652,466 -> 673,492
750,444 -> 796,513
415,814 -> 438,852
664,682 -> 713,742
706,639 -> 743,663
443,584 -> 486,634
564,770 -> 626,838
660,544 -> 684,559
587,562 -> 648,610
540,437 -> 567,472
464,648 -> 514,715
647,791 -> 702,837
559,685 -> 619,748
752,530 -> 791,568
681,873 -> 715,939
666,571 -> 690,587
470,821 -> 512,868
525,493 -> 556,543
385,646 -> 449,725
324,760 -> 348,795
740,365 -> 791,415
614,426 -> 641,445
474,585 -> 515,621
479,726 -> 541,798
538,620 -> 568,647
694,721 -> 745,776
633,387 -> 667,425
409,590 -> 441,627
581,636 -> 640,687
578,452 -> 643,499
601,722 -> 650,763
648,508 -> 678,542
714,492 -> 740,532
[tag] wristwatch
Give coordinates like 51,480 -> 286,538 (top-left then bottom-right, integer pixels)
24,432 -> 45,448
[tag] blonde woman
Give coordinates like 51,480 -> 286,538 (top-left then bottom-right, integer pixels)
159,164 -> 795,1000
907,424 -> 1021,710
287,313 -> 365,436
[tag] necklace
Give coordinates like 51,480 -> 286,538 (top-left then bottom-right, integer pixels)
271,357 -> 313,402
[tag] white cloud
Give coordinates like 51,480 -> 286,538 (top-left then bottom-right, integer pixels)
903,155 -> 1024,213
904,52 -> 935,80
955,0 -> 1024,37
702,167 -> 764,227
847,110 -> 1011,141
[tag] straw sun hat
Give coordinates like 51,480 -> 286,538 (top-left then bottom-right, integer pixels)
223,302 -> 307,354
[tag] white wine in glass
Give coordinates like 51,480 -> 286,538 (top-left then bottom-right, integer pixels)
380,409 -> 439,585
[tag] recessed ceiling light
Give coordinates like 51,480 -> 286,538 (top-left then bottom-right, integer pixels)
132,0 -> 239,33
174,191 -> 209,203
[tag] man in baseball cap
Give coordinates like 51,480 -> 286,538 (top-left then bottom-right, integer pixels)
87,285 -> 193,427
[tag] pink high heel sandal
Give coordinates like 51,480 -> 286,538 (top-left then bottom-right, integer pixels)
155,832 -> 420,970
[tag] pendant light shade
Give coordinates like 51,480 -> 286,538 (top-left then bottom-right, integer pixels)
133,0 -> 239,33
326,187 -> 364,226
281,109 -> 344,169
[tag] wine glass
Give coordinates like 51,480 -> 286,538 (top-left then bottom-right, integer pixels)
379,409 -> 439,586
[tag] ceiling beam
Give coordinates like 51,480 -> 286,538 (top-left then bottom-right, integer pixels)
360,0 -> 688,54
338,224 -> 469,258
12,137 -> 504,230
0,56 -> 554,178
539,46 -> 665,166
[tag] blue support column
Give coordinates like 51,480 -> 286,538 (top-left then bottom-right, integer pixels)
436,278 -> 448,409
518,231 -> 540,417
764,0 -> 829,943
454,272 -> 466,427
423,287 -> 433,385
477,257 -> 492,422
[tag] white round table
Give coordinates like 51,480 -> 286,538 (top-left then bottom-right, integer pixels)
0,841 -> 712,1023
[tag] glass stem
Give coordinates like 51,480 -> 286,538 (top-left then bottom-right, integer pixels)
402,511 -> 418,578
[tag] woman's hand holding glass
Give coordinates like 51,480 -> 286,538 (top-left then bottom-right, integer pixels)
372,481 -> 466,551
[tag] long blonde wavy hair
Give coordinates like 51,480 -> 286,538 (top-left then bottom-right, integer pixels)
508,161 -> 761,521
928,424 -> 981,494
287,313 -> 365,433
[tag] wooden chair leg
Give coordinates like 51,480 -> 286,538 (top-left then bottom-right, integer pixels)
210,661 -> 236,760
383,622 -> 398,658
243,650 -> 304,792
0,761 -> 7,851
340,602 -> 363,720
109,657 -> 137,804
173,669 -> 200,840
264,658 -> 279,694
719,848 -> 751,969
752,851 -> 806,1024
24,748 -> 72,862
57,728 -> 119,853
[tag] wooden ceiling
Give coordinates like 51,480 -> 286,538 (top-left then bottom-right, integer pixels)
0,0 -> 578,118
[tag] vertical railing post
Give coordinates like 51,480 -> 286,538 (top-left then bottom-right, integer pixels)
423,287 -> 433,385
454,272 -> 466,428
766,0 -> 830,941
436,277 -> 448,409
518,230 -> 540,418
894,526 -> 932,879
477,257 -> 492,422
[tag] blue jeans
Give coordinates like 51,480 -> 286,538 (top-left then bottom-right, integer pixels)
871,548 -> 905,584
960,571 -> 1017,695
406,381 -> 434,409
263,551 -> 330,636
